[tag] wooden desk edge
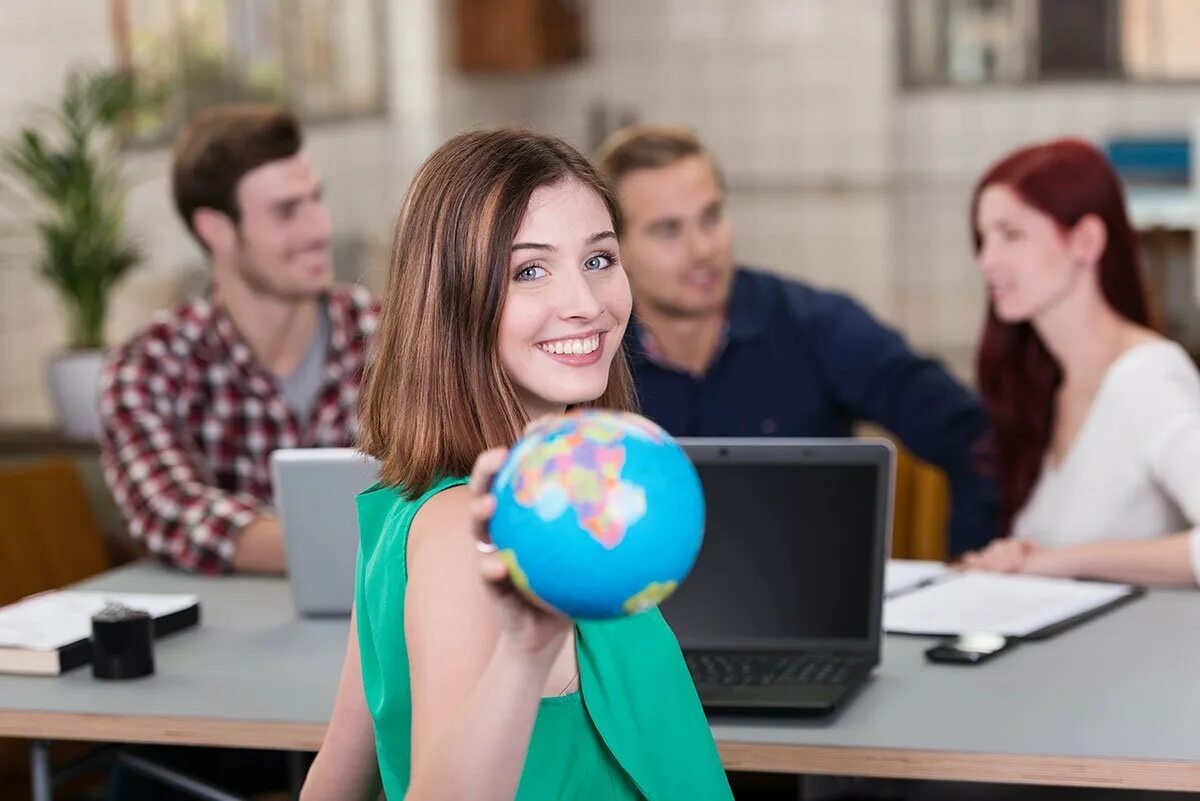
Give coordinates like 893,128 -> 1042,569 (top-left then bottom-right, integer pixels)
0,711 -> 325,751
718,741 -> 1200,791
3,713 -> 1197,791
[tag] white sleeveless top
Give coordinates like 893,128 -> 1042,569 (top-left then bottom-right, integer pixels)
1013,340 -> 1200,583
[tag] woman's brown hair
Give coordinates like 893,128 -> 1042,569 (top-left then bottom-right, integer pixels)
359,128 -> 638,496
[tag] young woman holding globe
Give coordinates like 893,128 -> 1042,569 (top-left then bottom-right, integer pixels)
300,129 -> 732,801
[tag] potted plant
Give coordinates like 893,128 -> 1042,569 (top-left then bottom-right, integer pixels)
0,68 -> 142,440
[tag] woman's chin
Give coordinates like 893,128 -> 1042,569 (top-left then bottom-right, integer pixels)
993,301 -> 1032,325
541,379 -> 611,409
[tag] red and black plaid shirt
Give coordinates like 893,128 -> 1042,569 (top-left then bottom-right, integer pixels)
99,284 -> 379,573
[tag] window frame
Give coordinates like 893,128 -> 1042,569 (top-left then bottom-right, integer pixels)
108,0 -> 390,147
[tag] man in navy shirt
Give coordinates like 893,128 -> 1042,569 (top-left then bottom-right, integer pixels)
596,125 -> 996,556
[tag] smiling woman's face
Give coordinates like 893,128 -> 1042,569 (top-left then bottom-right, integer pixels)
498,179 -> 633,420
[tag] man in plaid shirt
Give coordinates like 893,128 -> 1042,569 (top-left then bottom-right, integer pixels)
99,104 -> 378,575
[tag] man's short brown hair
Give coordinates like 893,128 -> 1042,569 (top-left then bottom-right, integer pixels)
594,124 -> 723,189
171,103 -> 302,241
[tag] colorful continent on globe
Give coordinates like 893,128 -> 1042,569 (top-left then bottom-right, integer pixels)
623,580 -> 678,615
511,413 -> 661,549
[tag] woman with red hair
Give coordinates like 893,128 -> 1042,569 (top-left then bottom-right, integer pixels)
962,138 -> 1200,586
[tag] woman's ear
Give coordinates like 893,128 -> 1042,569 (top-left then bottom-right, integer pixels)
1067,214 -> 1107,267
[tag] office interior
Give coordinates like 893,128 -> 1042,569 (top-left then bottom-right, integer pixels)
2,1 -> 1199,800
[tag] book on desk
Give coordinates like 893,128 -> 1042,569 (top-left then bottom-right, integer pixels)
884,561 -> 1142,640
0,591 -> 200,675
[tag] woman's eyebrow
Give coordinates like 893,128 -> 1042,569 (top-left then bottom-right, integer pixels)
512,231 -> 616,252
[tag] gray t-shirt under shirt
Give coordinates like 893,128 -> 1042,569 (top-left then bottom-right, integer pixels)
278,300 -> 331,423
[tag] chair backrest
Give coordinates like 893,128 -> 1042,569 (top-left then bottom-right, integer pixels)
853,425 -> 950,560
890,445 -> 949,560
0,458 -> 111,605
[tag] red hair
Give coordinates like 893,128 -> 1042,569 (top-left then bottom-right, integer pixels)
971,138 -> 1150,536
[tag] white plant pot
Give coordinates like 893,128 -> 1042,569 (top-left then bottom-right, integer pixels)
48,350 -> 106,441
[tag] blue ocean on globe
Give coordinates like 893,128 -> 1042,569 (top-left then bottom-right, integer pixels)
489,409 -> 705,620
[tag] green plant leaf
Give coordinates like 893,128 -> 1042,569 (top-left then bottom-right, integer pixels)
0,65 -> 143,348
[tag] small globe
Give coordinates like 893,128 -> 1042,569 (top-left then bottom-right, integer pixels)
489,409 -> 705,620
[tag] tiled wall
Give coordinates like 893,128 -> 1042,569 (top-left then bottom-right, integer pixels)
436,2 -> 1200,381
0,1 -> 110,425
437,0 -> 901,322
7,1 -> 1200,426
0,1 -> 398,425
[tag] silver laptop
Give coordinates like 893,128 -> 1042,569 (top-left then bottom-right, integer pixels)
270,448 -> 381,617
659,438 -> 894,716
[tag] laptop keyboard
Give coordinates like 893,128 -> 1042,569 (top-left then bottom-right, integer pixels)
685,653 -> 862,688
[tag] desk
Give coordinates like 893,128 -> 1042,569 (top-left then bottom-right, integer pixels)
1,564 -> 1198,793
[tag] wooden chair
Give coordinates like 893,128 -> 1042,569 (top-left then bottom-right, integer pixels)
0,459 -> 114,801
854,424 -> 951,560
889,445 -> 950,561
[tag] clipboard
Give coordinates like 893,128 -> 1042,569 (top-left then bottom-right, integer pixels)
1019,585 -> 1144,640
883,571 -> 1145,640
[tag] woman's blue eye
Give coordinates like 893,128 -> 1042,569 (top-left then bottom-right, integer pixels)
584,254 -> 612,271
516,265 -> 548,281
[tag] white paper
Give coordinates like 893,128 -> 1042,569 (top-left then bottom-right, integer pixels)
885,559 -> 949,597
0,591 -> 198,651
883,572 -> 1134,637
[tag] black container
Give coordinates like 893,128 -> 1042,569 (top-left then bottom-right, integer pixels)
91,603 -> 155,679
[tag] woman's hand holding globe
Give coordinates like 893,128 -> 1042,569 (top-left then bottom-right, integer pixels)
485,409 -> 705,621
468,445 -> 572,662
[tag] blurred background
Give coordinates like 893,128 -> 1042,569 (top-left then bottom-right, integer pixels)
2,0 -> 1200,427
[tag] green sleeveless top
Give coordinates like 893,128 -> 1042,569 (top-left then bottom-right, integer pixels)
355,476 -> 733,801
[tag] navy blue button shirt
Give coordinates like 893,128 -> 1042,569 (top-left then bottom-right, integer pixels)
626,268 -> 997,556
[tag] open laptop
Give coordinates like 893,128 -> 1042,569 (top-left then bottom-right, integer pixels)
659,439 -> 894,716
270,448 -> 381,617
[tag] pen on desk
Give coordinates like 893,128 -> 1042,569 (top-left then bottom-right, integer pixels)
884,573 -> 949,600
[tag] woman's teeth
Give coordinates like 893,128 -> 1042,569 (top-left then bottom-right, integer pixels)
539,335 -> 600,355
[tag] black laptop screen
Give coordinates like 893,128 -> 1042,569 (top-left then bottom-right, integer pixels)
659,461 -> 881,646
